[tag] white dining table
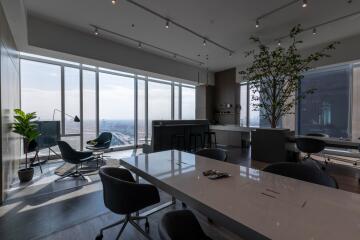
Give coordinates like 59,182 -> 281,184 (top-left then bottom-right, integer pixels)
120,150 -> 360,240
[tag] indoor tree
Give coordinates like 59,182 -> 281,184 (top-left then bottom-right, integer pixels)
239,25 -> 339,128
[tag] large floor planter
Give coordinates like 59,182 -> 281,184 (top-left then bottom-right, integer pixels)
251,128 -> 296,163
18,167 -> 34,182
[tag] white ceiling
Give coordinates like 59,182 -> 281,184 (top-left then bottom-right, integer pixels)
24,0 -> 360,71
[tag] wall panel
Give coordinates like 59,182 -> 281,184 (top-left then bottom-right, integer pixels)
0,2 -> 20,203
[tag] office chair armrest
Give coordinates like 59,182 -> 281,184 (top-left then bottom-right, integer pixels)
131,183 -> 160,208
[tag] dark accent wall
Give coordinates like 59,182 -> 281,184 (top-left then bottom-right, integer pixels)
195,85 -> 214,121
214,68 -> 240,125
0,3 -> 20,203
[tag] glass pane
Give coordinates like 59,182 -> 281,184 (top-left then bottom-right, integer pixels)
174,85 -> 180,120
249,90 -> 260,127
298,66 -> 351,138
148,81 -> 172,138
64,67 -> 80,135
137,79 -> 146,144
62,136 -> 81,150
20,59 -> 62,157
21,59 -> 61,122
83,70 -> 97,147
181,87 -> 196,120
99,72 -> 135,147
240,84 -> 248,126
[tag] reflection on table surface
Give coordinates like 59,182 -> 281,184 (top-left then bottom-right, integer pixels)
120,150 -> 360,240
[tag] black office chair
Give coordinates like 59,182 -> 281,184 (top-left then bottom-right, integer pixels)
306,133 -> 330,138
195,148 -> 227,162
295,137 -> 327,170
96,167 -> 160,240
263,162 -> 338,188
86,132 -> 112,150
158,210 -> 212,240
56,141 -> 94,181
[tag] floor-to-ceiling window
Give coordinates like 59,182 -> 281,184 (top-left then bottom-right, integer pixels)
147,79 -> 172,139
181,85 -> 196,120
298,65 -> 351,138
82,70 -> 97,147
20,53 -> 196,152
239,83 -> 248,126
63,67 -> 81,149
21,59 -> 62,122
99,72 -> 135,147
249,90 -> 260,127
137,79 -> 146,145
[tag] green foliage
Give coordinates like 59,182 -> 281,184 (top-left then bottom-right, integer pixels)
12,109 -> 40,144
12,109 -> 40,169
239,25 -> 339,128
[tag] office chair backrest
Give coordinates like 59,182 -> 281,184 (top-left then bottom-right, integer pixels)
295,137 -> 325,154
99,167 -> 160,215
263,162 -> 338,188
195,148 -> 227,161
306,133 -> 329,138
57,141 -> 79,164
96,132 -> 112,148
159,210 -> 211,240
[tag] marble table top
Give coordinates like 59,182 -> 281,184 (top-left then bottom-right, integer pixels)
120,150 -> 360,240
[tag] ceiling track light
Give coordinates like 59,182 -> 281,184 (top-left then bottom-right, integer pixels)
302,0 -> 308,8
255,19 -> 260,28
94,27 -> 99,36
89,24 -> 204,66
165,19 -> 170,29
312,27 -> 317,35
111,0 -> 117,5
203,39 -> 207,46
124,0 -> 233,55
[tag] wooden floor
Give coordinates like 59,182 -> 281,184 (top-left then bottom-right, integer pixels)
0,147 -> 359,240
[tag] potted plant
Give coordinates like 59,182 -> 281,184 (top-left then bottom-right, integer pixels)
239,25 -> 339,162
239,24 -> 339,128
12,109 -> 40,182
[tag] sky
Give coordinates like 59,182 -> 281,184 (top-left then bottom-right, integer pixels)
20,59 -> 195,121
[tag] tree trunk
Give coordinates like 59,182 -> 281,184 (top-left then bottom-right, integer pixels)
270,117 -> 277,128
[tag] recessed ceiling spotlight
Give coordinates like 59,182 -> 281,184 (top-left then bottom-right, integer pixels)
111,0 -> 117,5
203,39 -> 207,46
302,0 -> 308,8
277,40 -> 281,46
94,27 -> 99,36
256,19 -> 260,28
312,27 -> 317,35
138,42 -> 142,48
165,20 -> 170,29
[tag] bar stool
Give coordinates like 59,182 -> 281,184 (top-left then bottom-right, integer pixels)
203,131 -> 217,148
171,134 -> 186,151
189,133 -> 203,152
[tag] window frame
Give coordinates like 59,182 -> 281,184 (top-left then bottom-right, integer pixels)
19,53 -> 197,152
